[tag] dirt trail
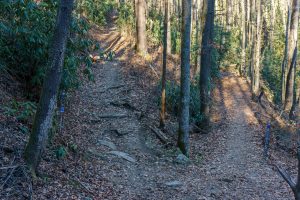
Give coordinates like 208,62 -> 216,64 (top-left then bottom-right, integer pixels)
206,73 -> 292,199
36,26 -> 294,199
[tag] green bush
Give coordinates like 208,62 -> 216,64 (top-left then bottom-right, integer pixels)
117,2 -> 135,35
171,16 -> 181,54
0,0 -> 94,99
158,80 -> 203,124
4,100 -> 37,124
77,0 -> 115,25
147,9 -> 163,45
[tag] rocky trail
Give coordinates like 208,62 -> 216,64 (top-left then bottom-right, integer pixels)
29,25 -> 295,199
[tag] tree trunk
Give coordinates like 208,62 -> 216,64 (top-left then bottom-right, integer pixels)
24,0 -> 74,174
250,0 -> 261,96
160,0 -> 169,128
199,0 -> 215,127
136,0 -> 147,55
226,0 -> 232,32
246,0 -> 250,48
283,0 -> 299,112
177,0 -> 192,156
240,0 -> 246,76
282,5 -> 292,105
270,0 -> 275,48
167,0 -> 172,54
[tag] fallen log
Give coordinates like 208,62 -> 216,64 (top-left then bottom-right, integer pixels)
147,125 -> 169,144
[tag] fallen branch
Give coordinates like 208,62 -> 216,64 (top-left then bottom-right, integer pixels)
98,114 -> 128,118
276,165 -> 296,190
276,146 -> 300,199
107,84 -> 126,90
98,84 -> 126,94
147,125 -> 169,144
91,114 -> 128,122
190,124 -> 209,134
0,165 -> 19,170
110,101 -> 138,111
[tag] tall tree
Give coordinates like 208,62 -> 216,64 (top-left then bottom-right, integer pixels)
136,0 -> 147,55
226,0 -> 232,31
178,0 -> 192,156
160,0 -> 169,128
250,0 -> 262,96
199,0 -> 215,127
24,0 -> 74,174
167,0 -> 172,54
282,0 -> 299,112
281,5 -> 292,105
240,0 -> 246,76
269,0 -> 275,47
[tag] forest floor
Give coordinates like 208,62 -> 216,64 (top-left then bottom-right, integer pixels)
0,24 -> 298,199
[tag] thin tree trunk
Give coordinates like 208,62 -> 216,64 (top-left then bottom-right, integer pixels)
178,0 -> 192,156
160,0 -> 169,128
270,0 -> 275,48
282,5 -> 292,105
240,0 -> 246,76
167,0 -> 172,54
283,0 -> 299,112
226,0 -> 232,32
250,0 -> 261,96
199,0 -> 215,127
24,0 -> 74,174
136,0 -> 147,55
246,0 -> 250,48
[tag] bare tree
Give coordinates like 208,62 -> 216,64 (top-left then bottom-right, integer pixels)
24,0 -> 74,174
178,0 -> 192,156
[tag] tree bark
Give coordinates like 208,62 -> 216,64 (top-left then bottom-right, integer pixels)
199,0 -> 215,127
178,0 -> 192,156
24,0 -> 74,174
136,0 -> 147,55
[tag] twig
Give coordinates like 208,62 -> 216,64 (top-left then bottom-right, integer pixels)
1,165 -> 18,189
191,124 -> 209,134
0,165 -> 18,170
73,178 -> 93,193
20,165 -> 32,200
148,64 -> 159,78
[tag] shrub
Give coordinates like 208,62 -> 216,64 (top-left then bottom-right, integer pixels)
158,80 -> 204,124
77,0 -> 115,26
0,0 -> 94,99
117,2 -> 135,36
